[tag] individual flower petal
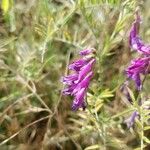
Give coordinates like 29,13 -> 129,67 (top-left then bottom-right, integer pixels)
77,58 -> 96,82
72,88 -> 86,111
130,36 -> 150,55
62,84 -> 77,95
134,74 -> 141,90
69,59 -> 88,71
129,13 -> 150,55
125,111 -> 139,128
73,71 -> 93,94
129,12 -> 141,43
126,57 -> 150,90
120,81 -> 132,102
61,74 -> 78,85
79,49 -> 93,56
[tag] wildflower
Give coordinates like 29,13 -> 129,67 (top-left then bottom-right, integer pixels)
125,111 -> 139,128
120,81 -> 132,102
62,49 -> 96,110
79,49 -> 94,56
126,12 -> 150,90
123,12 -> 150,128
126,57 -> 150,90
129,12 -> 150,55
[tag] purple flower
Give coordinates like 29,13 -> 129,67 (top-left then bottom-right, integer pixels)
125,111 -> 139,128
62,49 -> 96,110
129,12 -> 150,55
72,88 -> 86,111
61,74 -> 78,85
77,59 -> 95,83
120,81 -> 132,102
79,49 -> 95,56
126,57 -> 150,90
69,59 -> 88,71
123,12 -> 150,128
72,71 -> 93,95
126,12 -> 150,90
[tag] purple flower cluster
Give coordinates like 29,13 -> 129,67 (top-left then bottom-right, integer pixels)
126,12 -> 150,90
62,49 -> 96,111
123,12 -> 150,128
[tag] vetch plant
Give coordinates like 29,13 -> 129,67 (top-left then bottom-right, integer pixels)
62,49 -> 96,110
1,0 -> 150,149
120,12 -> 150,149
126,12 -> 150,91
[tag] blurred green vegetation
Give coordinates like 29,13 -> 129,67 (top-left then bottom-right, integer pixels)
0,0 -> 149,150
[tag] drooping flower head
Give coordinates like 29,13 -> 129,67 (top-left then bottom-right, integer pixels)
62,49 -> 96,111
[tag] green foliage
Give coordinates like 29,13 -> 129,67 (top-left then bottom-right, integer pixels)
1,0 -> 9,14
0,0 -> 149,149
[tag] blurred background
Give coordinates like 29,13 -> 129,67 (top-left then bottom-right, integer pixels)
0,0 -> 149,150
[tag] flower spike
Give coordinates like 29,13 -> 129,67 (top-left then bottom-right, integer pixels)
61,49 -> 96,110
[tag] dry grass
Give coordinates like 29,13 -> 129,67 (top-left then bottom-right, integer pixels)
0,0 -> 149,150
